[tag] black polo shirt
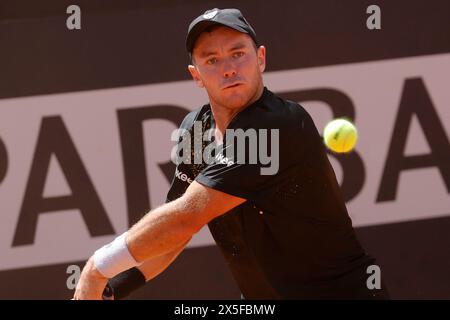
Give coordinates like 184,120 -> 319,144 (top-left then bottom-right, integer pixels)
166,87 -> 378,299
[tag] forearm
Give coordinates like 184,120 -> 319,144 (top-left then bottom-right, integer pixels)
126,196 -> 203,263
137,238 -> 189,281
106,239 -> 189,299
76,181 -> 244,300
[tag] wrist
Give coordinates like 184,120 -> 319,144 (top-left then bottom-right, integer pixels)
86,257 -> 108,281
92,232 -> 140,279
106,267 -> 146,300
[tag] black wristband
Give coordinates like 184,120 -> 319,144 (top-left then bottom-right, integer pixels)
105,267 -> 146,300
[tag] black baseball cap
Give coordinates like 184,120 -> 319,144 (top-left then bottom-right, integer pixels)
186,8 -> 258,54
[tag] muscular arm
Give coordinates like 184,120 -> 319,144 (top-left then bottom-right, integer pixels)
104,238 -> 190,300
126,181 -> 246,263
136,237 -> 190,281
74,181 -> 245,300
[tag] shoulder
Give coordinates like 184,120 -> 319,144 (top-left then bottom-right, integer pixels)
179,104 -> 210,130
277,95 -> 316,132
234,89 -> 314,132
270,91 -> 311,125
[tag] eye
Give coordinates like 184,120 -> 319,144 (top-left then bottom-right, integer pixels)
207,57 -> 218,65
232,51 -> 245,58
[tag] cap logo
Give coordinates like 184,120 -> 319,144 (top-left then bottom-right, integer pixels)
203,9 -> 218,20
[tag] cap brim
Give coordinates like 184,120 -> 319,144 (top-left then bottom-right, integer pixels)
186,20 -> 250,53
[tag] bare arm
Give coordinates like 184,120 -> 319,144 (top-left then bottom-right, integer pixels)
74,181 -> 245,299
136,237 -> 190,281
126,181 -> 246,262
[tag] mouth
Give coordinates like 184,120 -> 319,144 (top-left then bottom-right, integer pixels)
223,83 -> 243,90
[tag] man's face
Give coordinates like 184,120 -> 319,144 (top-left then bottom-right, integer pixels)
188,26 -> 266,110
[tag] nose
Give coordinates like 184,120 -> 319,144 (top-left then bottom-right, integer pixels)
222,59 -> 237,78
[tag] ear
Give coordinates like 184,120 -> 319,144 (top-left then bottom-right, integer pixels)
257,46 -> 266,73
188,65 -> 204,88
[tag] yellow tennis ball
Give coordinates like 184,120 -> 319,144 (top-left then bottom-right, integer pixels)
323,119 -> 358,153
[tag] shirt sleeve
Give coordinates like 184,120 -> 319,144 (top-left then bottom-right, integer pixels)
195,125 -> 303,200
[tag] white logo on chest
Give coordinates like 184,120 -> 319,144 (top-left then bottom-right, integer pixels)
175,168 -> 193,184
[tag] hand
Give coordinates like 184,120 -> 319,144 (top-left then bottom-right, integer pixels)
72,257 -> 109,300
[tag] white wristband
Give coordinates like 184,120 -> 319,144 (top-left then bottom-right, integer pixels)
93,232 -> 139,279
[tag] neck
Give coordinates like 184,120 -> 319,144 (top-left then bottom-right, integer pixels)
210,84 -> 264,142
